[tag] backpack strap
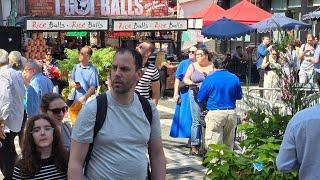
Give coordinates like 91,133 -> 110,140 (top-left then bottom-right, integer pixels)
84,93 -> 107,174
84,92 -> 152,174
136,92 -> 152,125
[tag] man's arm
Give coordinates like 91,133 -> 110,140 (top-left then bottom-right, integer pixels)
276,126 -> 299,172
151,80 -> 160,105
79,87 -> 96,104
257,45 -> 271,57
148,138 -> 166,180
68,140 -> 90,180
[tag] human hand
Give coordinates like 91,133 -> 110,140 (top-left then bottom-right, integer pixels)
173,94 -> 180,103
71,81 -> 81,89
0,124 -> 6,140
78,95 -> 87,104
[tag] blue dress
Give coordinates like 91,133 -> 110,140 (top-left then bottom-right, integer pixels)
170,59 -> 193,138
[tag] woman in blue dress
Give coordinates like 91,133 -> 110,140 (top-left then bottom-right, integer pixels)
170,46 -> 197,139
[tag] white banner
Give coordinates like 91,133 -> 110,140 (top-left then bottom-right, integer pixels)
113,19 -> 188,31
26,19 -> 109,31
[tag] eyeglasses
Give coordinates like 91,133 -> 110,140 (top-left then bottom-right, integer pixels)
31,126 -> 54,134
48,106 -> 68,114
188,51 -> 195,54
46,53 -> 52,56
272,53 -> 277,55
196,53 -> 205,57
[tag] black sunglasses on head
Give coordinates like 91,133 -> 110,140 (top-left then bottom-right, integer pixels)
49,106 -> 68,114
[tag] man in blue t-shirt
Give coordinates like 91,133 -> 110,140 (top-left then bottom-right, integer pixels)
198,57 -> 242,150
69,46 -> 99,104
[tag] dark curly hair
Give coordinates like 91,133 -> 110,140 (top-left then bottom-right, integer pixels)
197,48 -> 212,61
17,114 -> 68,177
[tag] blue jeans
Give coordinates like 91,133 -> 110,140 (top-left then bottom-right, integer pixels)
189,89 -> 202,146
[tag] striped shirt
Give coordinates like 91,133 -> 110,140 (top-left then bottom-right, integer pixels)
135,63 -> 160,99
12,157 -> 67,180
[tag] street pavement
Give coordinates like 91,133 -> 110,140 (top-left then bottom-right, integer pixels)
0,98 -> 206,179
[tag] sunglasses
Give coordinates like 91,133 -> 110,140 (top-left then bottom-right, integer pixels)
48,106 -> 68,114
188,51 -> 195,54
46,53 -> 52,56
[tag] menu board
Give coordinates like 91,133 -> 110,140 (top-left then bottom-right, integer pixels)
26,19 -> 109,31
113,19 -> 188,31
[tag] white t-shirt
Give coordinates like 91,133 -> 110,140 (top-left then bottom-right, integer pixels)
71,91 -> 161,180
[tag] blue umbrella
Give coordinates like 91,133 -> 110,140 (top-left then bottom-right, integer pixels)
251,14 -> 311,33
201,17 -> 256,40
302,11 -> 320,21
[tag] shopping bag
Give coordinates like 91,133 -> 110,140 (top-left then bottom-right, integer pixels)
69,101 -> 82,125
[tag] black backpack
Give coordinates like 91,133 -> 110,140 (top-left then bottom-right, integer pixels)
84,92 -> 153,175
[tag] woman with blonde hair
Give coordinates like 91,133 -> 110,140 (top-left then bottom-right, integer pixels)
155,50 -> 177,99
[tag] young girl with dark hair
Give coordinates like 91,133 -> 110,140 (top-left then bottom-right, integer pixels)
13,114 -> 68,179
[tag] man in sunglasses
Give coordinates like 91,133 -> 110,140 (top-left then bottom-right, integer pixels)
69,46 -> 99,105
135,42 -> 160,105
0,49 -> 25,179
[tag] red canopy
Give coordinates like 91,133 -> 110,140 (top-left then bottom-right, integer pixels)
219,0 -> 272,25
189,3 -> 226,26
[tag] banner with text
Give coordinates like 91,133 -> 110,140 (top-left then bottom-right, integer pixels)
112,19 -> 188,31
26,19 -> 109,31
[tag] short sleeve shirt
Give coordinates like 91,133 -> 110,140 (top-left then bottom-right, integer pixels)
135,63 -> 160,99
71,91 -> 161,179
70,64 -> 99,101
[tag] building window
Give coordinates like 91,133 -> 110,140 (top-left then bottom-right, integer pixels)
288,0 -> 301,8
314,0 -> 320,6
271,0 -> 287,11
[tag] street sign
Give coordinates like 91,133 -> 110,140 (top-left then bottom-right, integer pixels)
26,19 -> 109,31
112,19 -> 188,32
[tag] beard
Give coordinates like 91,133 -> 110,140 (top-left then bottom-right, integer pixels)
111,77 -> 137,94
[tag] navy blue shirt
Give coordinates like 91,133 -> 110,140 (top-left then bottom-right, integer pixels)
197,70 -> 242,110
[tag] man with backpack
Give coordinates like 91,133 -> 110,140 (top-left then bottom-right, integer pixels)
68,48 -> 166,179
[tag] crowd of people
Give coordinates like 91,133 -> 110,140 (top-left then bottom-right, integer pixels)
170,45 -> 243,156
1,34 -> 320,179
0,43 -> 166,179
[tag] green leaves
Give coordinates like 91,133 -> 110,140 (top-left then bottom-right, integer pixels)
57,48 -> 116,93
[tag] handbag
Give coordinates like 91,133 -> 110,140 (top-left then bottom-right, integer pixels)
178,81 -> 189,91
